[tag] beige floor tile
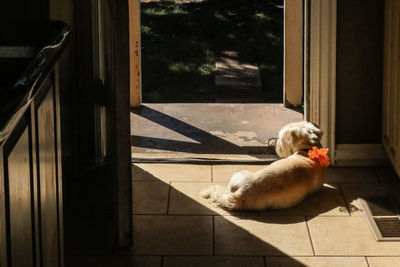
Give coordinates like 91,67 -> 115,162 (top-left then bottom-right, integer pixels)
169,182 -> 255,216
367,257 -> 400,267
212,164 -> 267,182
375,167 -> 400,183
325,167 -> 379,183
132,163 -> 211,182
164,256 -> 264,267
266,256 -> 368,267
260,183 -> 349,216
132,181 -> 169,214
214,215 -> 313,256
341,184 -> 400,216
133,215 -> 212,255
308,216 -> 400,256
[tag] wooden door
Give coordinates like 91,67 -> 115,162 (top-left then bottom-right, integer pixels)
94,0 -> 132,247
382,0 -> 400,176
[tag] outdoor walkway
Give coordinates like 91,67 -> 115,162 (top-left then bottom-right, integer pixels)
67,164 -> 400,266
215,51 -> 264,103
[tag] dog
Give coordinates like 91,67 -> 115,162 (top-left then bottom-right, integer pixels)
200,121 -> 329,210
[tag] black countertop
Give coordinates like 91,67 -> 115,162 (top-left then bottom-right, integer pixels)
0,21 -> 71,138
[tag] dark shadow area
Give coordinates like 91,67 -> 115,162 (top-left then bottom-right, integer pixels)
364,195 -> 400,216
131,105 -> 276,154
64,163 -> 311,266
141,0 -> 283,103
63,166 -> 118,259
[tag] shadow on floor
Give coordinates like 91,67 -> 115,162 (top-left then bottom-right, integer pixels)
65,165 -> 310,266
131,105 -> 277,154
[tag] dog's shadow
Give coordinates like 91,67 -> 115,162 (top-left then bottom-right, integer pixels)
219,182 -> 356,224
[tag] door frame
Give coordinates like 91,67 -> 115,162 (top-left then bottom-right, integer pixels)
129,0 -> 307,108
107,0 -> 132,248
129,0 -> 142,108
305,0 -> 337,163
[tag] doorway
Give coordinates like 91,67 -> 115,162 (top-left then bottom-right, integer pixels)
129,0 -> 306,156
130,0 -> 304,108
140,0 -> 285,104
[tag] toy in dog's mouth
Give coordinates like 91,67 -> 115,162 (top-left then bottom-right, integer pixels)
267,137 -> 278,148
308,146 -> 330,167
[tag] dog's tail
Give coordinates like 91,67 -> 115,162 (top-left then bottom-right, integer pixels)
200,185 -> 237,210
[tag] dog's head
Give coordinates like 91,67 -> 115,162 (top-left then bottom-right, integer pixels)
275,121 -> 323,158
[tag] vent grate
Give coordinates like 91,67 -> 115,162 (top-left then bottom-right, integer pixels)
374,217 -> 400,237
358,197 -> 400,241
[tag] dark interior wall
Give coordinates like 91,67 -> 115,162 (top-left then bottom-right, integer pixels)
1,0 -> 49,20
336,0 -> 384,144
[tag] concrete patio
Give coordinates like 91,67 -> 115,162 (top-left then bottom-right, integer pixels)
131,103 -> 302,156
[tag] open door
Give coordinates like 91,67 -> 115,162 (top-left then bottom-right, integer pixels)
284,0 -> 303,107
93,0 -> 133,247
382,0 -> 400,176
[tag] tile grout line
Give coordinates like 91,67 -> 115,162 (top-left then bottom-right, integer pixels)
338,183 -> 352,216
305,216 -> 316,256
211,165 -> 214,182
373,168 -> 383,184
166,182 -> 172,215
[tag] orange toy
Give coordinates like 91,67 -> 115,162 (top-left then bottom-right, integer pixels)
308,147 -> 330,167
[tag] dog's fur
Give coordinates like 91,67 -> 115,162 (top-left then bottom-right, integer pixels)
200,121 -> 327,210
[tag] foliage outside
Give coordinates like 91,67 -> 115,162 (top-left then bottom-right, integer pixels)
141,0 -> 284,103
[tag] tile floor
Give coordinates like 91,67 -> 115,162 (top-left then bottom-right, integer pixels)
129,163 -> 400,267
66,164 -> 400,266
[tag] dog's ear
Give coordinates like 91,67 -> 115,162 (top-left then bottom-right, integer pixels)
289,123 -> 322,146
308,123 -> 323,139
307,125 -> 323,145
289,127 -> 310,144
276,127 -> 297,157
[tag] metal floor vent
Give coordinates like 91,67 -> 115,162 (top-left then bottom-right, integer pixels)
358,196 -> 400,241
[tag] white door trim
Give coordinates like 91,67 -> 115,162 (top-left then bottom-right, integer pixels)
306,0 -> 337,164
284,0 -> 303,107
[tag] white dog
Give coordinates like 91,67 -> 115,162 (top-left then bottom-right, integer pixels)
200,121 -> 329,210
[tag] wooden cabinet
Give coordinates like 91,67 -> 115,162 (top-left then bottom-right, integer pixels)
0,72 -> 63,267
